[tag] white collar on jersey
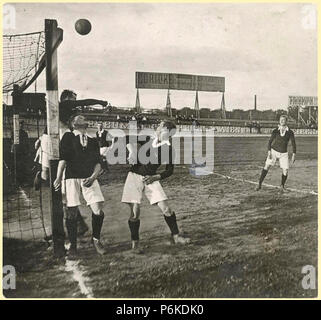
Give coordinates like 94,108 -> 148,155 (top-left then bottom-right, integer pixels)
73,129 -> 92,138
278,125 -> 289,136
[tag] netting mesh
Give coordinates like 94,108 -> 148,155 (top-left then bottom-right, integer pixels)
3,30 -> 51,242
3,31 -> 45,93
3,117 -> 52,242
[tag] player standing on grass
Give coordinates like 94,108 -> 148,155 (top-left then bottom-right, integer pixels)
54,115 -> 106,259
121,120 -> 190,254
256,115 -> 296,192
34,90 -> 108,237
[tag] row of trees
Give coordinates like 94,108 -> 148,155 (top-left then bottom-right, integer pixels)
5,98 -> 317,124
106,106 -> 289,122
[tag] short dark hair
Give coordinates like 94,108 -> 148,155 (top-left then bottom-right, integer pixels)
162,120 -> 176,136
59,90 -> 78,126
60,89 -> 76,102
163,120 -> 176,130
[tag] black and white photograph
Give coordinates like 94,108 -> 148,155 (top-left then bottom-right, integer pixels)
2,2 -> 318,300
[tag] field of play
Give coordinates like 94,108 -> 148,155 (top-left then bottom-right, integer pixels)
3,135 -> 317,298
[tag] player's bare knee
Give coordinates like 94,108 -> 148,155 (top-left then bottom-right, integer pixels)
133,204 -> 140,219
91,201 -> 104,215
162,205 -> 172,217
283,169 -> 288,176
128,203 -> 140,220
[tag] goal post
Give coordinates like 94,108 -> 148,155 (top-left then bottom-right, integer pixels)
45,19 -> 65,257
3,20 -> 66,249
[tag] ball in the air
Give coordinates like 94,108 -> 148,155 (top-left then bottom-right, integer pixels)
75,19 -> 92,35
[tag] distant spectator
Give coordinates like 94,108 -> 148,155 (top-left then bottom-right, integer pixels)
96,122 -> 111,172
257,121 -> 261,134
33,126 -> 50,190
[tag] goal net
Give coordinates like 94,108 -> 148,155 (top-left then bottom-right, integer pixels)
3,31 -> 45,93
3,29 -> 51,243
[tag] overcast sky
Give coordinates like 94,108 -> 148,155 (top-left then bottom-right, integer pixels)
4,2 -> 318,111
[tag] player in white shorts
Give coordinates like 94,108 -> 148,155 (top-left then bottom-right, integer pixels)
54,115 -> 106,258
121,121 -> 190,254
256,115 -> 296,192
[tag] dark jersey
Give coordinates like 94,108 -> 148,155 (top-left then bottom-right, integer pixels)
125,135 -> 174,180
96,130 -> 110,148
268,128 -> 296,153
60,131 -> 101,179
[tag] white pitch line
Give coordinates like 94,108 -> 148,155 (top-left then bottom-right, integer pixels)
64,255 -> 94,298
19,188 -> 94,297
213,172 -> 318,196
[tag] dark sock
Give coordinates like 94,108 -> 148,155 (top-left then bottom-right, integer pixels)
281,174 -> 288,187
92,211 -> 104,240
77,211 -> 88,229
164,213 -> 179,236
65,218 -> 77,249
65,207 -> 79,249
128,219 -> 140,241
259,169 -> 268,185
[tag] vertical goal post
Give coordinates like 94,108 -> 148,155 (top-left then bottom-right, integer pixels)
45,19 -> 65,257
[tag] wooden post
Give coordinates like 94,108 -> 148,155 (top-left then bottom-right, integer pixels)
135,89 -> 141,113
194,91 -> 200,119
220,92 -> 226,119
166,89 -> 172,118
45,19 -> 65,257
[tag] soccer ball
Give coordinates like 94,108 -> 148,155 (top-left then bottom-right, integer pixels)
75,19 -> 92,35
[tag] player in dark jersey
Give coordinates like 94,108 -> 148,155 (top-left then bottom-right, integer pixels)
256,115 -> 296,192
59,90 -> 107,236
54,115 -> 106,259
96,122 -> 113,172
121,121 -> 190,254
34,90 -> 108,246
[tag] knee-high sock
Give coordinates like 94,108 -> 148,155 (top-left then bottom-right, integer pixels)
259,169 -> 268,185
128,219 -> 140,241
92,211 -> 104,240
65,207 -> 78,249
281,174 -> 288,187
164,213 -> 179,236
77,211 -> 88,229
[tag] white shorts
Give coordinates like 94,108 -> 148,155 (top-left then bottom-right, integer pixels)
265,149 -> 289,170
121,172 -> 168,205
62,178 -> 104,207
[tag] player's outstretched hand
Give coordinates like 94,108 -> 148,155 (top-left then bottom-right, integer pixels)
83,177 -> 94,188
53,178 -> 61,191
143,175 -> 159,185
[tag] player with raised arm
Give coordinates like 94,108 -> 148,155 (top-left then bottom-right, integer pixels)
53,114 -> 106,259
34,89 -> 108,236
121,121 -> 190,254
256,115 -> 296,192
